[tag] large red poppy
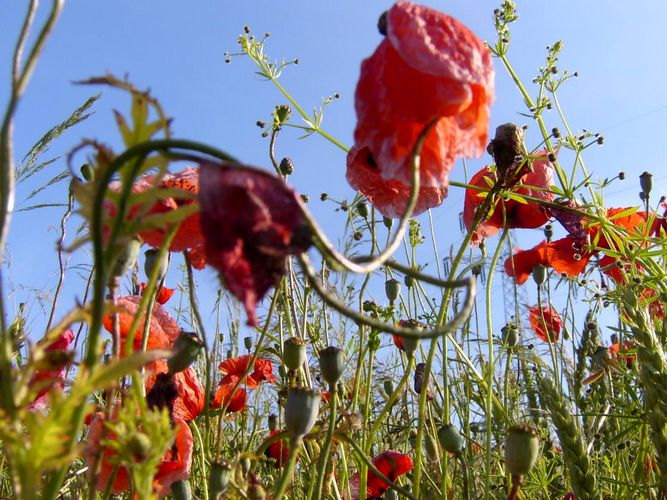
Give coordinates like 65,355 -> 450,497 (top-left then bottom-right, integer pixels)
211,375 -> 248,413
83,412 -> 193,497
367,450 -> 413,497
105,167 -> 205,254
211,355 -> 276,412
463,154 -> 554,245
346,2 -> 494,218
28,328 -> 75,411
528,305 -> 562,343
198,162 -> 312,326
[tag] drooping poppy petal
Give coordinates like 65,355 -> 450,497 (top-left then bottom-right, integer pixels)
140,282 -> 175,305
367,450 -> 413,497
103,296 -> 180,352
28,328 -> 75,411
105,167 -> 204,253
463,154 -> 554,245
528,305 -> 562,343
346,2 -> 494,217
199,162 -> 312,326
83,412 -> 193,498
264,430 -> 289,468
218,354 -> 276,389
392,334 -> 405,351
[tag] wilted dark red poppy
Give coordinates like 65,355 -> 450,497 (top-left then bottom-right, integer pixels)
463,154 -> 554,245
199,161 -> 312,326
83,412 -> 193,497
346,1 -> 494,218
145,361 -> 205,422
264,430 -> 289,468
140,282 -> 175,305
528,305 -> 562,342
103,296 -> 180,352
28,328 -> 75,411
367,450 -> 413,497
105,167 -> 205,253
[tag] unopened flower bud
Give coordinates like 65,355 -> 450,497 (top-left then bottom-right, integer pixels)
283,337 -> 307,371
414,362 -> 428,394
144,248 -> 170,283
112,238 -> 141,279
532,265 -> 546,286
398,319 -> 422,355
383,379 -> 395,396
279,157 -> 294,176
356,201 -> 369,219
544,224 -> 553,241
244,336 -> 253,351
383,216 -> 393,229
640,171 -> 653,196
168,331 -> 204,374
127,432 -> 152,462
171,480 -> 192,500
208,460 -> 232,499
404,274 -> 415,288
319,346 -> 345,386
80,163 -> 94,182
285,387 -> 320,440
502,324 -> 518,347
241,457 -> 251,475
505,424 -> 540,476
385,278 -> 401,305
438,424 -> 464,456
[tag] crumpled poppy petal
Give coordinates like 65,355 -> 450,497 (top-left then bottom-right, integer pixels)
218,354 -> 275,389
212,376 -> 248,413
528,305 -> 562,343
367,450 -> 413,497
28,328 -> 75,412
153,418 -> 193,497
145,361 -> 205,422
103,296 -> 180,352
199,162 -> 311,326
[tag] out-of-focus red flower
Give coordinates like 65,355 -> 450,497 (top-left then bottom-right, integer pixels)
145,361 -> 205,422
609,341 -> 636,368
199,162 -> 311,326
528,305 -> 562,343
103,296 -> 180,352
83,412 -> 193,497
211,375 -> 248,413
504,237 -> 592,285
367,450 -> 413,497
586,207 -> 651,252
139,282 -> 175,305
28,328 -> 75,411
392,334 -> 405,351
105,167 -> 204,253
463,154 -> 554,245
346,2 -> 494,218
218,354 -> 276,388
264,430 -> 288,468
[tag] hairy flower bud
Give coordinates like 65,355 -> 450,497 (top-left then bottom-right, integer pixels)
385,278 -> 401,305
111,238 -> 141,280
144,248 -> 170,283
168,331 -> 204,374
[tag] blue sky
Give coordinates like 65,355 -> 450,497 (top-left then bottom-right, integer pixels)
2,1 -> 666,344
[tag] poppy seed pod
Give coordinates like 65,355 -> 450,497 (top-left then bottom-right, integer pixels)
285,387 -> 321,440
168,331 -> 204,374
208,460 -> 232,499
144,248 -> 170,283
383,379 -> 395,396
126,432 -> 152,462
438,423 -> 464,456
171,480 -> 192,500
111,238 -> 141,279
283,337 -> 307,371
318,346 -> 345,386
244,336 -> 253,351
640,171 -> 653,195
383,216 -> 393,229
505,424 -> 540,476
357,201 -> 369,219
532,264 -> 547,286
385,278 -> 401,304
501,323 -> 518,347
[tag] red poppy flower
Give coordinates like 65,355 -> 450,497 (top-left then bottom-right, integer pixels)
84,412 -> 193,497
528,305 -> 562,342
218,354 -> 276,388
264,430 -> 288,468
28,328 -> 75,411
463,154 -> 554,245
211,375 -> 248,413
199,161 -> 312,326
105,167 -> 204,253
139,282 -> 175,305
103,296 -> 180,352
392,334 -> 405,351
346,2 -> 494,218
367,450 -> 413,497
586,207 -> 651,252
145,360 -> 205,422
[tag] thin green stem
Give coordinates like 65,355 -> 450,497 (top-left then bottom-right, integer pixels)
273,437 -> 302,499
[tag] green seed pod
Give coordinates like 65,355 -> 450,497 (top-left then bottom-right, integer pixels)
112,239 -> 141,279
385,278 -> 401,304
505,424 -> 540,476
244,336 -> 253,351
319,346 -> 345,386
383,379 -> 395,396
544,224 -> 553,242
171,480 -> 192,500
144,248 -> 170,283
502,324 -> 518,347
383,216 -> 393,229
283,337 -> 307,371
640,171 -> 653,195
385,489 -> 398,500
532,264 -> 547,286
356,201 -> 369,219
404,274 -> 415,288
438,424 -> 464,456
208,460 -> 232,499
241,457 -> 251,475
168,331 -> 204,374
285,387 -> 321,440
